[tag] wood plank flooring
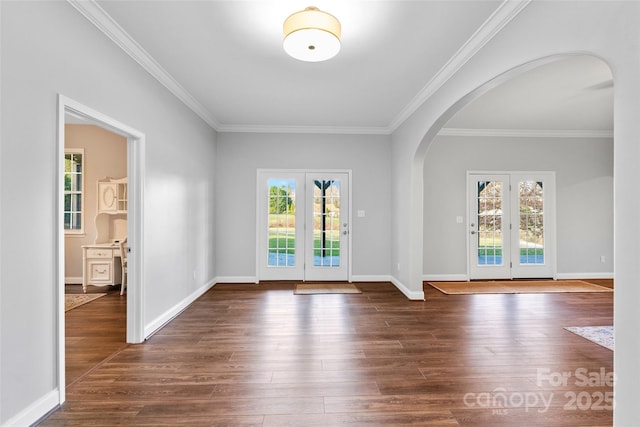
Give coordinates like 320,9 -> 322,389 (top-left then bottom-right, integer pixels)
42,281 -> 613,426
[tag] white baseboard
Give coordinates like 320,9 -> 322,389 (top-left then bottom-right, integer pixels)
144,279 -> 216,339
214,276 -> 259,284
64,276 -> 83,285
2,389 -> 59,427
351,275 -> 393,282
390,276 -> 425,300
423,274 -> 469,282
556,272 -> 614,280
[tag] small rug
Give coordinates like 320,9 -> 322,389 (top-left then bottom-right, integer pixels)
564,326 -> 614,351
65,293 -> 107,312
427,280 -> 613,295
294,283 -> 362,295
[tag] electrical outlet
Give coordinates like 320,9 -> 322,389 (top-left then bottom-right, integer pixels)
600,256 -> 606,263
192,270 -> 197,280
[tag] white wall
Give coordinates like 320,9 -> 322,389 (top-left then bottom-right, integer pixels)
423,135 -> 613,278
216,132 -> 391,281
390,1 -> 640,423
0,1 -> 217,424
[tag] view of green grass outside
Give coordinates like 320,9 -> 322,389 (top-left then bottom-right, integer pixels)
477,236 -> 544,256
268,213 -> 341,256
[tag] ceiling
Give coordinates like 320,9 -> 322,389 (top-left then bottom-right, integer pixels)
74,1 -> 612,135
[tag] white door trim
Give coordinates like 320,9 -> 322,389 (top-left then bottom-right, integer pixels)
56,95 -> 146,406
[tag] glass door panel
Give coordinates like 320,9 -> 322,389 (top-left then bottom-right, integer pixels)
312,179 -> 341,267
518,181 -> 544,265
258,172 -> 305,280
267,179 -> 296,267
305,173 -> 349,281
469,175 -> 510,279
510,174 -> 554,278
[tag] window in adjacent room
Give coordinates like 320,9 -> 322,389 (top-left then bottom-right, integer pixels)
64,149 -> 84,234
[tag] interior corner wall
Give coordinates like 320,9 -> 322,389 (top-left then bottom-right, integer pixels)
423,135 -> 613,278
0,1 -> 217,424
215,132 -> 391,281
64,125 -> 127,282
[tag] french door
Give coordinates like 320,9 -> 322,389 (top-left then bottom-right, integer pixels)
257,170 -> 350,281
468,172 -> 555,280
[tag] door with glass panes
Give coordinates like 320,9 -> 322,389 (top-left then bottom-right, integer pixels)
468,172 -> 555,280
258,170 -> 350,281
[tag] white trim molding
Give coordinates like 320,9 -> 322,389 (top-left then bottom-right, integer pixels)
214,276 -> 260,284
64,276 -> 83,285
556,272 -> 614,280
439,128 -> 614,138
2,390 -> 59,427
66,0 -> 219,130
351,275 -> 394,282
144,280 -> 217,338
390,276 -> 425,301
66,0 -> 531,136
387,0 -> 532,132
423,274 -> 469,282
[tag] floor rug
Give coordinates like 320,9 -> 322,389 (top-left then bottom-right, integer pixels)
294,283 -> 362,295
564,326 -> 614,351
65,293 -> 107,312
427,280 -> 613,295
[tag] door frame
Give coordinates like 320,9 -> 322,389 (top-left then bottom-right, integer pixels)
467,170 -> 557,280
256,169 -> 352,282
56,95 -> 146,405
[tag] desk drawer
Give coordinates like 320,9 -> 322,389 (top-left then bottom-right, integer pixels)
87,248 -> 113,258
88,261 -> 112,282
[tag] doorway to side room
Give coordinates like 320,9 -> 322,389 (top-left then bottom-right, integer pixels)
57,95 -> 145,406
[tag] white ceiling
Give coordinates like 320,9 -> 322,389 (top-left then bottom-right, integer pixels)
80,1 -> 612,135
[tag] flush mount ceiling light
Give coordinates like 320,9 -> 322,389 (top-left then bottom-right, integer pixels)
283,6 -> 341,62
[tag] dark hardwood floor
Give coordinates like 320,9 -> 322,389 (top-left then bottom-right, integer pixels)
64,284 -> 127,387
43,281 -> 613,426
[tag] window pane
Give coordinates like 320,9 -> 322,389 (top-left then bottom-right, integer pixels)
267,179 -> 296,267
519,181 -> 544,265
477,181 -> 503,266
313,180 -> 340,267
64,151 -> 83,231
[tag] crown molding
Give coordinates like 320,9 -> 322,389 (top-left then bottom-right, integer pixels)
387,0 -> 532,132
438,128 -> 614,138
68,0 -> 533,136
66,0 -> 220,130
216,124 -> 391,135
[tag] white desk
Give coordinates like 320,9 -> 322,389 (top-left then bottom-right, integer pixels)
81,243 -> 123,293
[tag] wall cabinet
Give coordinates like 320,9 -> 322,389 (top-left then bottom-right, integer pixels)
98,177 -> 127,213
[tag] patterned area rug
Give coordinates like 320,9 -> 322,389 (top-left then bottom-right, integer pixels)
564,326 -> 614,351
294,283 -> 362,295
65,293 -> 107,312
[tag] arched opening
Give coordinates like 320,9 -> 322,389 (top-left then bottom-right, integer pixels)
421,55 -> 613,283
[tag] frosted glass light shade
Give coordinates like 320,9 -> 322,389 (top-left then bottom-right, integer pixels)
283,6 -> 341,62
